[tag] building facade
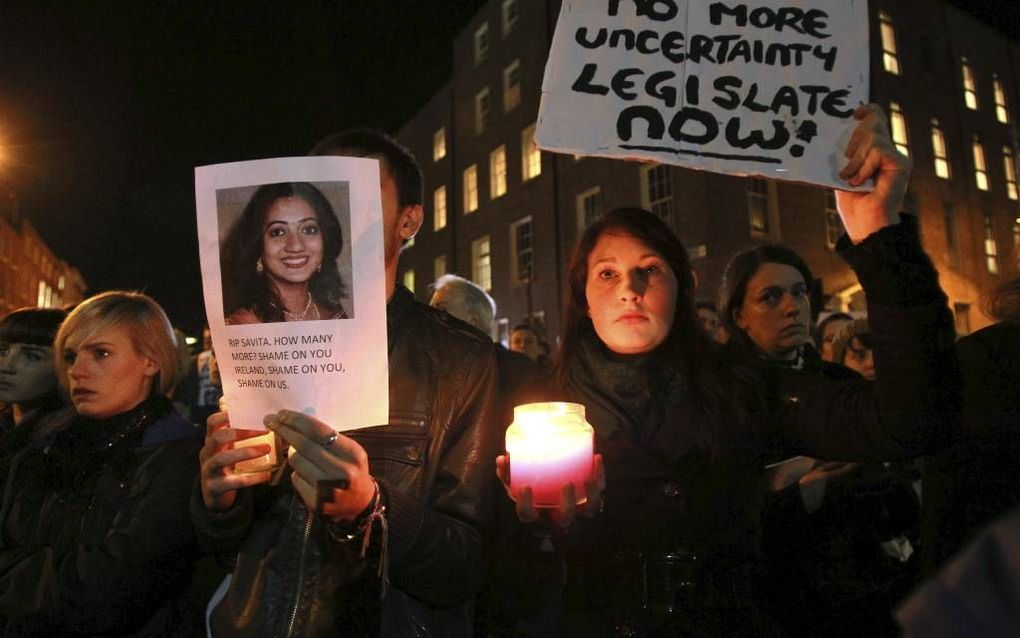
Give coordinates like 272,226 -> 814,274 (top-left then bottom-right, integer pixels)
0,184 -> 87,315
397,0 -> 1020,344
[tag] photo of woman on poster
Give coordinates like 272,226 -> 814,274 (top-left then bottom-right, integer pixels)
220,182 -> 351,324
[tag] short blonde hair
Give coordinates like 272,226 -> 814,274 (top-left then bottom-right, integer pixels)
55,291 -> 180,396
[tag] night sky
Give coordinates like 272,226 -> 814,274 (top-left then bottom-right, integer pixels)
1,0 -> 1016,334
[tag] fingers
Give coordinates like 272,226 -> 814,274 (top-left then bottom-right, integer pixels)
550,483 -> 578,528
266,411 -> 363,470
515,486 -> 539,523
495,455 -> 515,499
207,410 -> 230,434
290,469 -> 317,513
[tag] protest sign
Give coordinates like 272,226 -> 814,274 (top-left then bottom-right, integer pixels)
537,0 -> 869,188
195,157 -> 388,433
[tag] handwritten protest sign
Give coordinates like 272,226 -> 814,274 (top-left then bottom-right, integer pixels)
195,157 -> 388,433
537,0 -> 869,188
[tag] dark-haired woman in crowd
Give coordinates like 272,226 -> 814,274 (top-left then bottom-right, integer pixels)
719,246 -> 920,636
0,291 -> 202,636
495,105 -> 957,636
221,181 -> 349,324
0,307 -> 69,473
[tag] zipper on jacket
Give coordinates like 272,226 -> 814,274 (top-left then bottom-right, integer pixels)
285,507 -> 315,638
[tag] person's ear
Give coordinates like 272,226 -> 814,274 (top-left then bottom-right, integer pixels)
142,357 -> 160,379
399,204 -> 424,241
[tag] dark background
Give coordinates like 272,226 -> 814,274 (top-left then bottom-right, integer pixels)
0,0 -> 1016,333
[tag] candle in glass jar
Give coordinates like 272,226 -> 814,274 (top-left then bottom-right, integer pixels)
506,402 -> 594,508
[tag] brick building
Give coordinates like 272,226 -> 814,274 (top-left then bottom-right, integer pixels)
396,0 -> 1020,344
0,183 -> 88,316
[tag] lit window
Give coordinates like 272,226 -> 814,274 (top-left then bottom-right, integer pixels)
463,165 -> 479,213
576,187 -> 603,231
510,216 -> 533,283
642,164 -> 673,228
879,11 -> 900,75
474,23 -> 490,65
472,235 -> 492,291
503,60 -> 521,112
984,215 -> 998,274
1013,217 -> 1020,264
962,57 -> 978,110
824,190 -> 844,249
489,145 -> 507,199
889,102 -> 909,156
403,269 -> 416,294
502,0 -> 520,36
522,123 -> 541,180
993,75 -> 1010,124
931,118 -> 951,179
37,281 -> 45,307
434,186 -> 447,230
747,178 -> 770,234
1004,146 -> 1018,201
973,139 -> 989,191
475,88 -> 491,136
433,127 -> 447,161
434,255 -> 447,281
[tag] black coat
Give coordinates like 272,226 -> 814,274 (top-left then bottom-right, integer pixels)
0,399 -> 202,637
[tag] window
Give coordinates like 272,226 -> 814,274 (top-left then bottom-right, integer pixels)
1004,146 -> 1018,201
879,10 -> 900,75
576,187 -> 603,231
403,269 -> 416,294
510,216 -> 533,283
993,75 -> 1010,124
824,190 -> 844,249
463,165 -> 478,213
973,139 -> 989,191
984,215 -> 998,274
472,235 -> 492,291
641,164 -> 673,228
501,0 -> 520,36
889,102 -> 909,156
962,57 -> 978,110
433,127 -> 447,161
747,178 -> 770,234
931,118 -> 951,179
503,60 -> 521,112
433,186 -> 447,230
37,281 -> 45,307
953,303 -> 971,336
474,88 -> 491,136
434,255 -> 447,281
489,145 -> 507,199
474,23 -> 490,64
522,123 -> 542,180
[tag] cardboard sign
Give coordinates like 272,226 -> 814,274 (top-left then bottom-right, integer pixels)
195,157 -> 388,432
538,0 -> 869,187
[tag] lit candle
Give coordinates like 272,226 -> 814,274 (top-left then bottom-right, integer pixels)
233,430 -> 280,475
506,402 -> 594,508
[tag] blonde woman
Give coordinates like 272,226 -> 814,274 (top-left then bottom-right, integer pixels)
0,291 -> 203,636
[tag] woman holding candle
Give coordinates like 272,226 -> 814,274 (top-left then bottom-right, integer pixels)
221,181 -> 350,324
0,291 -> 204,636
495,105 -> 958,636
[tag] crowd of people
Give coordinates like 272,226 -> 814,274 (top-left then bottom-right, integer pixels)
0,105 -> 1017,637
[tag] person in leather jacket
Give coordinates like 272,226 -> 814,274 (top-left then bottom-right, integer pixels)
192,130 -> 500,637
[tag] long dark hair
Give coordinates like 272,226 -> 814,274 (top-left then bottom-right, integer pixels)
221,182 -> 345,322
0,307 -> 67,347
556,209 -> 734,429
717,244 -> 813,356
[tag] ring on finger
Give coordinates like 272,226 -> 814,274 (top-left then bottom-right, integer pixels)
322,432 -> 338,448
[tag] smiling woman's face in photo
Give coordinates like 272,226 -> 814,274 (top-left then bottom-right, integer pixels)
261,196 -> 325,286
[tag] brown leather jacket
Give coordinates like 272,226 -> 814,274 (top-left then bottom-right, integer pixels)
192,285 -> 500,637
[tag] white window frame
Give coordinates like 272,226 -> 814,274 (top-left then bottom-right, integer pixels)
433,185 -> 447,230
473,23 -> 490,65
489,145 -> 507,199
931,118 -> 951,179
984,215 -> 998,274
463,165 -> 479,213
993,75 -> 1010,124
747,178 -> 780,238
521,123 -> 541,181
640,164 -> 673,228
474,87 -> 491,136
962,57 -> 978,110
433,127 -> 446,161
973,138 -> 989,191
889,102 -> 909,156
1004,146 -> 1018,201
510,215 -> 533,285
472,235 -> 492,291
501,0 -> 519,37
503,59 -> 521,112
879,10 -> 900,76
576,186 -> 603,232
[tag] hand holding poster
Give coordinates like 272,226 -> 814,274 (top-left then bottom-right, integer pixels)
195,157 -> 389,434
537,0 -> 869,188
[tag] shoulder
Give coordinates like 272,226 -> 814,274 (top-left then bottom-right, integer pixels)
225,308 -> 261,325
142,410 -> 202,448
403,299 -> 495,353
